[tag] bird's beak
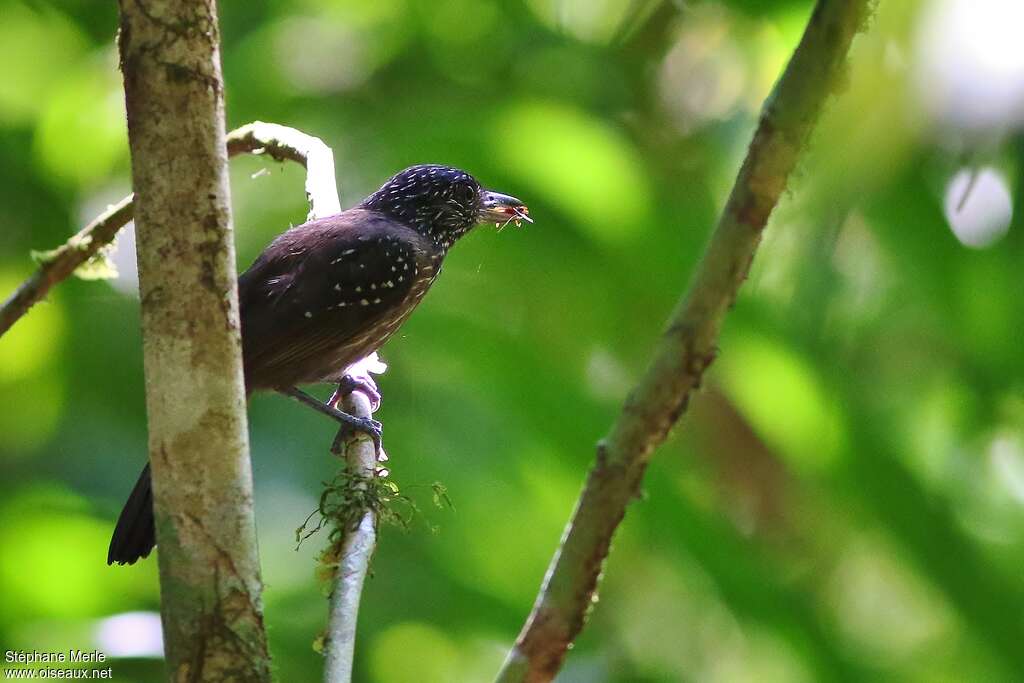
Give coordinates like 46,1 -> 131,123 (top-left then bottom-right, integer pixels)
478,190 -> 532,227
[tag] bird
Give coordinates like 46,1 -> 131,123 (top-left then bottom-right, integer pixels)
107,164 -> 530,565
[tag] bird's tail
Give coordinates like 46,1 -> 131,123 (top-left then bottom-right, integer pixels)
107,463 -> 156,565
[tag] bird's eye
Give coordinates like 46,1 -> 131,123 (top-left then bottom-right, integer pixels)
458,184 -> 475,202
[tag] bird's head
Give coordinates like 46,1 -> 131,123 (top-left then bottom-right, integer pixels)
360,164 -> 530,249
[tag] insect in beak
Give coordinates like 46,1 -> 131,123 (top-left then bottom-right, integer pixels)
479,190 -> 532,229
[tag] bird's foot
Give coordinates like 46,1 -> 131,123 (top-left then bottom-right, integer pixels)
329,415 -> 382,456
326,373 -> 383,455
329,374 -> 381,412
281,386 -> 383,456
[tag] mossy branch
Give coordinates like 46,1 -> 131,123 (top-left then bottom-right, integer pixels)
1,196 -> 134,336
494,1 -> 875,681
321,391 -> 380,683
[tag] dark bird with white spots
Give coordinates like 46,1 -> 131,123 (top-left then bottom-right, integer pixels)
108,164 -> 530,565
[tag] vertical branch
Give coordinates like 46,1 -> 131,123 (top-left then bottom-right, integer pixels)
494,1 -> 874,681
116,1 -> 270,680
322,391 -> 379,683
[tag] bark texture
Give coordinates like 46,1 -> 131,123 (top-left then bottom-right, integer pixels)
116,1 -> 270,681
494,1 -> 875,681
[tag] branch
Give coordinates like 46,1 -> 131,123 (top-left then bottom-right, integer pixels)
116,0 -> 268,678
494,2 -> 874,681
0,196 -> 133,336
0,121 -> 337,339
322,390 -> 379,683
227,121 -> 342,220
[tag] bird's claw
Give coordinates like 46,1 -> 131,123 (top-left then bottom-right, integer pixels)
330,416 -> 383,456
330,374 -> 381,412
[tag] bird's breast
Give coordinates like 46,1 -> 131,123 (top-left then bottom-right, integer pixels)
315,252 -> 443,380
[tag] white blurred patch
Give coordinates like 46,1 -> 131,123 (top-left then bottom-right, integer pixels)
832,213 -> 891,319
346,352 -> 388,381
78,188 -> 139,296
524,0 -> 631,44
914,0 -> 1024,132
829,538 -> 954,661
273,17 -> 372,94
107,221 -> 140,295
584,347 -> 630,402
657,12 -> 745,134
990,434 -> 1024,505
943,167 -> 1012,248
94,611 -> 164,658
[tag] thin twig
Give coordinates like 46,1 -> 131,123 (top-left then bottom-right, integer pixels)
494,2 -> 874,681
0,121 -> 339,339
323,391 -> 379,683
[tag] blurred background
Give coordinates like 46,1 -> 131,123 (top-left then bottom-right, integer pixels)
2,0 -> 1023,680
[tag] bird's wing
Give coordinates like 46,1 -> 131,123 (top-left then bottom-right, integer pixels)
238,214 -> 426,387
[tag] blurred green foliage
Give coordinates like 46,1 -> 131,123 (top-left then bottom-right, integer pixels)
2,0 -> 1023,681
